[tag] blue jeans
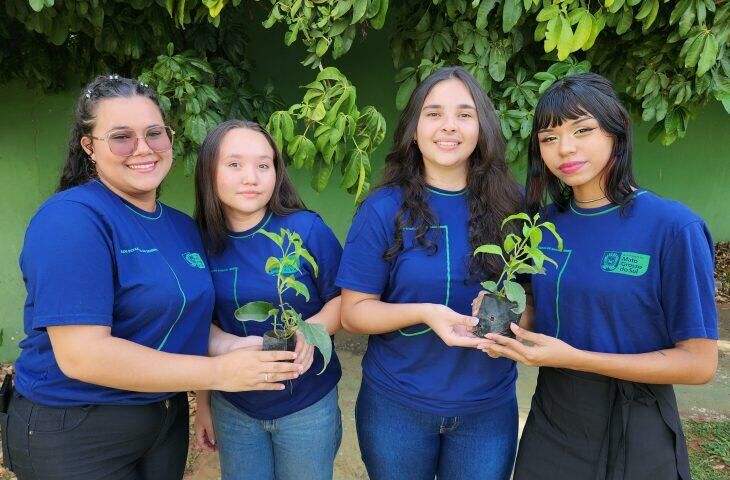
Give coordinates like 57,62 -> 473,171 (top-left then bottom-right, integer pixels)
355,381 -> 518,480
211,387 -> 342,480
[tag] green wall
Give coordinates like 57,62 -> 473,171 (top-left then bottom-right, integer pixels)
0,24 -> 728,359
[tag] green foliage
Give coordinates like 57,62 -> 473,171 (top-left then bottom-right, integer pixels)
267,67 -> 386,201
2,0 -> 727,197
259,0 -> 389,68
391,0 -> 729,161
473,213 -> 562,313
234,228 -> 332,374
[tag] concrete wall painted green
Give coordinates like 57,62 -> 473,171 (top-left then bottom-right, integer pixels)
0,25 -> 727,359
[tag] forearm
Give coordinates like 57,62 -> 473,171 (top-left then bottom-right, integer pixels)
53,330 -> 222,392
342,298 -> 436,334
570,340 -> 718,385
306,296 -> 342,335
195,389 -> 211,411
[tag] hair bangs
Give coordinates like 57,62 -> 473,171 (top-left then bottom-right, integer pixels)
534,87 -> 590,132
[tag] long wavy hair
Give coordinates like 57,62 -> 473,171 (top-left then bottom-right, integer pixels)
525,72 -> 637,214
378,66 -> 523,279
57,75 -> 163,192
194,119 -> 305,255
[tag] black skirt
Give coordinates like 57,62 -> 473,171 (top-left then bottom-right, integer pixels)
514,367 -> 690,480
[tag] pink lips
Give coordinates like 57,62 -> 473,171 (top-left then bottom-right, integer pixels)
558,161 -> 586,174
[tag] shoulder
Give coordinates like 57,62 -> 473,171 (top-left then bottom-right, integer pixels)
275,210 -> 336,240
32,186 -> 106,230
360,185 -> 403,217
632,191 -> 704,232
162,203 -> 197,229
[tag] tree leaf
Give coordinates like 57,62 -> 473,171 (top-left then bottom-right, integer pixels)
557,15 -> 573,60
684,33 -> 706,69
477,0 -> 498,29
697,33 -> 718,77
351,0 -> 368,23
571,11 -> 592,51
235,301 -> 276,322
502,0 -> 523,33
370,0 -> 388,29
297,321 -> 332,374
536,4 -> 559,22
488,47 -> 507,81
396,74 -> 417,110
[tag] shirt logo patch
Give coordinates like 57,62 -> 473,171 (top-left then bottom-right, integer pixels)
183,252 -> 206,269
600,251 -> 650,277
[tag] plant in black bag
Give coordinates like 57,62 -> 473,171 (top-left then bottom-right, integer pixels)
234,228 -> 332,374
472,213 -> 563,338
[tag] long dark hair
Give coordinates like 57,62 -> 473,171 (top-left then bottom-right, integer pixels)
194,119 -> 305,254
526,72 -> 637,214
378,66 -> 523,279
57,75 -> 163,192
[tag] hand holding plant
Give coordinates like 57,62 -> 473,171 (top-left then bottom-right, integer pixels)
472,213 -> 563,338
234,228 -> 332,374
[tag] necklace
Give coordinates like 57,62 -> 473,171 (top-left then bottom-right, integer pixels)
573,195 -> 607,204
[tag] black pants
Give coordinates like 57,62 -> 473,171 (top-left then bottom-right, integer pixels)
514,367 -> 689,480
2,391 -> 189,480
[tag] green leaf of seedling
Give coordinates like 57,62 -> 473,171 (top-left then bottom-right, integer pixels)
297,320 -> 332,374
529,227 -> 542,248
265,257 -> 281,274
481,280 -> 499,293
235,301 -> 277,322
257,229 -> 284,247
528,247 -> 545,269
298,246 -> 319,277
473,244 -> 504,257
504,234 -> 517,253
540,222 -> 563,250
501,212 -> 531,229
284,277 -> 310,301
515,265 -> 539,274
543,254 -> 559,269
504,280 -> 526,314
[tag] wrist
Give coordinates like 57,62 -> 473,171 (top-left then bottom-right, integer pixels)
207,356 -> 226,390
420,303 -> 442,326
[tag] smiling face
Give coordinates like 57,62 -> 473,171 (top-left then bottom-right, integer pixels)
81,96 -> 171,207
414,78 -> 480,184
536,115 -> 615,199
215,127 -> 277,229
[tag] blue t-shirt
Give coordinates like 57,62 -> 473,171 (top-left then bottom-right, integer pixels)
15,180 -> 215,406
533,191 -> 718,353
336,185 -> 516,416
210,210 -> 342,420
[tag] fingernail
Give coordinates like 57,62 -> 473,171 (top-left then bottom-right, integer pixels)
470,317 -> 479,326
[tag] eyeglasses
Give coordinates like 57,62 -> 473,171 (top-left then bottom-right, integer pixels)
90,126 -> 175,157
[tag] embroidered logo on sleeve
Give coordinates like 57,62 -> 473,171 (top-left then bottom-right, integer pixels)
600,251 -> 650,276
183,252 -> 206,269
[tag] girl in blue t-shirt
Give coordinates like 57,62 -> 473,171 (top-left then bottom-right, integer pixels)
478,73 -> 718,479
192,120 -> 343,480
337,66 -> 524,479
4,76 -> 302,480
